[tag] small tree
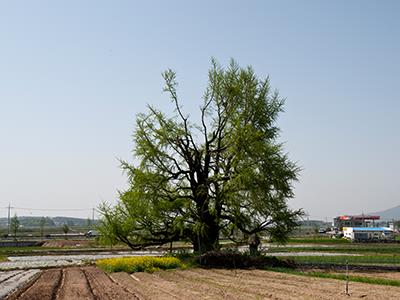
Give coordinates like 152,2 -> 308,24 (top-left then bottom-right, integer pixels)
39,217 -> 46,238
86,218 -> 92,231
10,214 -> 20,241
62,223 -> 70,239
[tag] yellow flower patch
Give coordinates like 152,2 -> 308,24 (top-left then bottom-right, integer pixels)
96,256 -> 184,273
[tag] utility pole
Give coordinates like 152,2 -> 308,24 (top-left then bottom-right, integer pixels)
345,259 -> 350,295
92,208 -> 95,225
7,204 -> 11,236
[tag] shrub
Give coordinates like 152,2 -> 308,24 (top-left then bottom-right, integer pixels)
96,256 -> 184,273
197,251 -> 296,269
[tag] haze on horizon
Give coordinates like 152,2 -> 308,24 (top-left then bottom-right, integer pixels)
0,1 -> 399,220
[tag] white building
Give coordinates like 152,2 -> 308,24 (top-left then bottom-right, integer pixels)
343,227 -> 394,242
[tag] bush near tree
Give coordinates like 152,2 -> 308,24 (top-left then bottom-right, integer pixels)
99,59 -> 302,254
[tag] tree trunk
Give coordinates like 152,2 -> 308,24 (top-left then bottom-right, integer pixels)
192,222 -> 220,254
198,229 -> 219,253
193,181 -> 220,253
248,233 -> 260,256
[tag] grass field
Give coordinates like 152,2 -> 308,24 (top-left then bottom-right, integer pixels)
283,255 -> 400,265
267,267 -> 400,287
265,239 -> 400,266
270,244 -> 400,254
0,246 -> 49,255
286,237 -> 350,244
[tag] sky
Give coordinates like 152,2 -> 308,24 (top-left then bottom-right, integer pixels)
0,1 -> 399,220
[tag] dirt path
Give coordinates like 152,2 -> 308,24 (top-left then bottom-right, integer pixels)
57,268 -> 94,300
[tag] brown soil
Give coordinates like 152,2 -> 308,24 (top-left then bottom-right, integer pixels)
83,266 -> 139,299
113,268 -> 400,300
7,267 -> 139,300
15,269 -> 62,300
57,268 -> 94,300
7,267 -> 400,300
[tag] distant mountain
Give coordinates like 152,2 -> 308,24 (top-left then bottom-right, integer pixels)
52,216 -> 91,226
0,216 -> 98,228
0,216 -> 55,227
369,205 -> 400,221
298,220 -> 327,227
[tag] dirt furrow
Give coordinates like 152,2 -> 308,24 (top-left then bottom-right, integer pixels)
56,267 -> 95,300
130,270 -> 239,300
178,269 -> 299,300
153,270 -> 252,299
190,268 -> 331,298
83,266 -> 140,300
136,271 -> 220,299
110,272 -> 179,300
6,267 -> 400,300
197,269 -> 400,300
15,269 -> 62,300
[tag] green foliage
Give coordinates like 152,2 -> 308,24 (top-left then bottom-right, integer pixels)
86,218 -> 92,231
198,250 -> 295,269
170,251 -> 198,267
39,217 -> 46,238
96,256 -> 185,273
99,59 -> 302,253
62,224 -> 70,235
10,214 -> 20,240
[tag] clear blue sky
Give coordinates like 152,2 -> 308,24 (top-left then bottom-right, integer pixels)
0,1 -> 399,219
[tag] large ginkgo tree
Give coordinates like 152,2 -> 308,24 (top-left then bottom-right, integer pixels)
99,59 -> 302,254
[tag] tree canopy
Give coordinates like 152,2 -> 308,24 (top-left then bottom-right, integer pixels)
99,59 -> 302,253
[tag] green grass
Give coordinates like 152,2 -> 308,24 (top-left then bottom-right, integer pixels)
0,246 -> 50,255
97,256 -> 185,273
0,245 -> 91,254
286,255 -> 400,265
287,237 -> 350,244
267,267 -> 400,287
271,244 -> 400,255
0,245 -> 116,256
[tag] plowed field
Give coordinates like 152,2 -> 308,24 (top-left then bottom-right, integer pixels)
5,267 -> 400,300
